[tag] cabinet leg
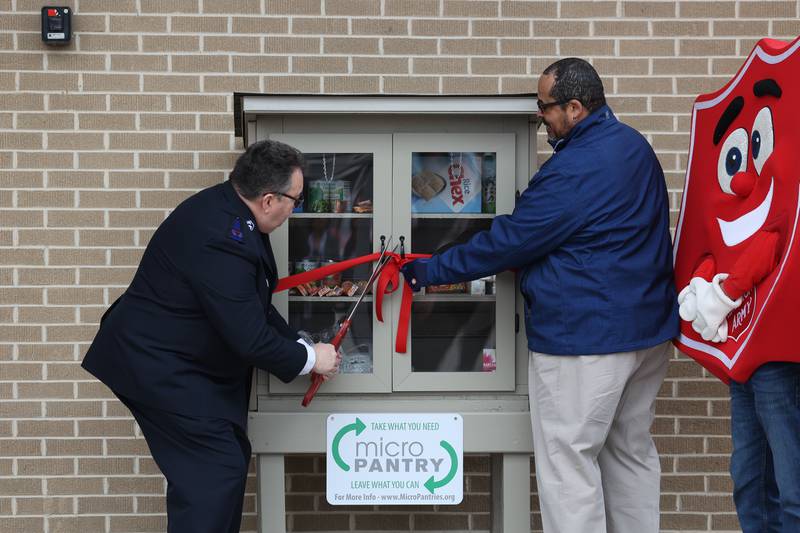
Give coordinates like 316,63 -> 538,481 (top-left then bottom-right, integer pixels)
491,453 -> 531,533
258,454 -> 286,533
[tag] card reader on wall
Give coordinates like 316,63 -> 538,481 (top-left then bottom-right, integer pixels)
41,7 -> 71,45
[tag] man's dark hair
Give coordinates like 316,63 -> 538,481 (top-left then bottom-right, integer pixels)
229,140 -> 305,200
542,58 -> 606,113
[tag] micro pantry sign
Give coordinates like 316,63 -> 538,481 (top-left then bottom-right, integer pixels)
326,413 -> 463,505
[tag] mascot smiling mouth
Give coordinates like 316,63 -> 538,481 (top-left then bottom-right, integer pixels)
718,178 -> 774,247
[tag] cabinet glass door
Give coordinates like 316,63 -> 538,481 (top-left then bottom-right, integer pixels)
268,134 -> 393,394
391,134 -> 516,391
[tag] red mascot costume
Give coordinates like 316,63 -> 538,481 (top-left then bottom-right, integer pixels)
673,36 -> 800,384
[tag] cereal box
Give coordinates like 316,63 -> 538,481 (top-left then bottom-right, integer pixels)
411,152 -> 482,214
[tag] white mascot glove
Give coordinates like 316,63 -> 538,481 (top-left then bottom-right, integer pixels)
677,282 -> 698,322
681,274 -> 742,343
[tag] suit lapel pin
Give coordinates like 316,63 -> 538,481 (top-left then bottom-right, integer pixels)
246,219 -> 255,231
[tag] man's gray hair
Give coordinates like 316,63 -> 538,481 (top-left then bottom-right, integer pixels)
229,139 -> 305,200
543,58 -> 606,113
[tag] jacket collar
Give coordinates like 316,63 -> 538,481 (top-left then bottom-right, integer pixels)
221,179 -> 255,221
221,180 -> 277,276
549,104 -> 616,153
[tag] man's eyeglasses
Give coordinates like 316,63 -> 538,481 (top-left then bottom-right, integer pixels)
537,99 -> 570,113
266,191 -> 304,208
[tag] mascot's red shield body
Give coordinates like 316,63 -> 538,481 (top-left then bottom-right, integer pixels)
674,36 -> 800,383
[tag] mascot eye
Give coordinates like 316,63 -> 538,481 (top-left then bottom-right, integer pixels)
717,127 -> 748,195
751,106 -> 774,175
726,147 -> 743,175
752,131 -> 761,159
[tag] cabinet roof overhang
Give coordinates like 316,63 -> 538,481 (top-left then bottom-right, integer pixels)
234,93 -> 539,139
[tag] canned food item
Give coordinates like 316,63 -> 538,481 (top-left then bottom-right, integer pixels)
321,259 -> 342,288
291,260 -> 319,296
294,258 -> 319,274
328,180 -> 351,213
308,180 -> 329,213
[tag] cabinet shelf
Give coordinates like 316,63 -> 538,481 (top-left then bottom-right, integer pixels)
291,213 -> 373,219
411,213 -> 495,219
289,296 -> 374,303
414,294 -> 496,302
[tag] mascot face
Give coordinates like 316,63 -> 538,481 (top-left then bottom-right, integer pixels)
674,37 -> 800,382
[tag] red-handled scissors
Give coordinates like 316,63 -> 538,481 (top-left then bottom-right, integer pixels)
301,238 -> 397,407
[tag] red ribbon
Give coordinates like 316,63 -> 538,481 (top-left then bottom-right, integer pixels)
275,253 -> 381,293
373,252 -> 430,353
274,252 -> 430,353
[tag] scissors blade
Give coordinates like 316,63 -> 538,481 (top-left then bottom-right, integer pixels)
342,242 -> 398,324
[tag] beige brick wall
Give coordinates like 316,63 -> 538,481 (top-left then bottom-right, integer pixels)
2,1 -> 799,531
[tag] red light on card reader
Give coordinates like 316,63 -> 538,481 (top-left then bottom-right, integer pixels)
47,8 -> 58,16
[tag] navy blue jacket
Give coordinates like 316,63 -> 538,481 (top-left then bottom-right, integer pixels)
424,105 -> 679,354
82,181 -> 307,428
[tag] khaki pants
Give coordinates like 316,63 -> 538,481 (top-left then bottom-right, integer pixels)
529,342 -> 670,533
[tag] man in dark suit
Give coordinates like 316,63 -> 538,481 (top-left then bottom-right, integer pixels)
82,140 -> 338,533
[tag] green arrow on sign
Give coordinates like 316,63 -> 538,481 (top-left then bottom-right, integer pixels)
424,440 -> 458,494
331,417 -> 366,471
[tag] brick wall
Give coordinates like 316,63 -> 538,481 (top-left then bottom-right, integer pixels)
2,1 -> 799,531
284,455 -> 492,531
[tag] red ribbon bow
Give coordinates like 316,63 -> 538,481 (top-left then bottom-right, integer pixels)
274,251 -> 431,353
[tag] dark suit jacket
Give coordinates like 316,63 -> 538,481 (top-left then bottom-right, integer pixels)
82,180 -> 306,428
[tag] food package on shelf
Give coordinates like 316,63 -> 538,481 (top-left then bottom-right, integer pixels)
411,152 -> 482,214
425,282 -> 467,294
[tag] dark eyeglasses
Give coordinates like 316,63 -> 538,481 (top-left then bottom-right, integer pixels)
537,99 -> 570,113
266,191 -> 304,208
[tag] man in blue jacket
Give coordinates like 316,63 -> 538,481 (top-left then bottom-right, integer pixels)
402,58 -> 679,533
82,140 -> 339,533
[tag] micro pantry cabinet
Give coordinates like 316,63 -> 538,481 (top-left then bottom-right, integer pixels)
237,95 -> 538,533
